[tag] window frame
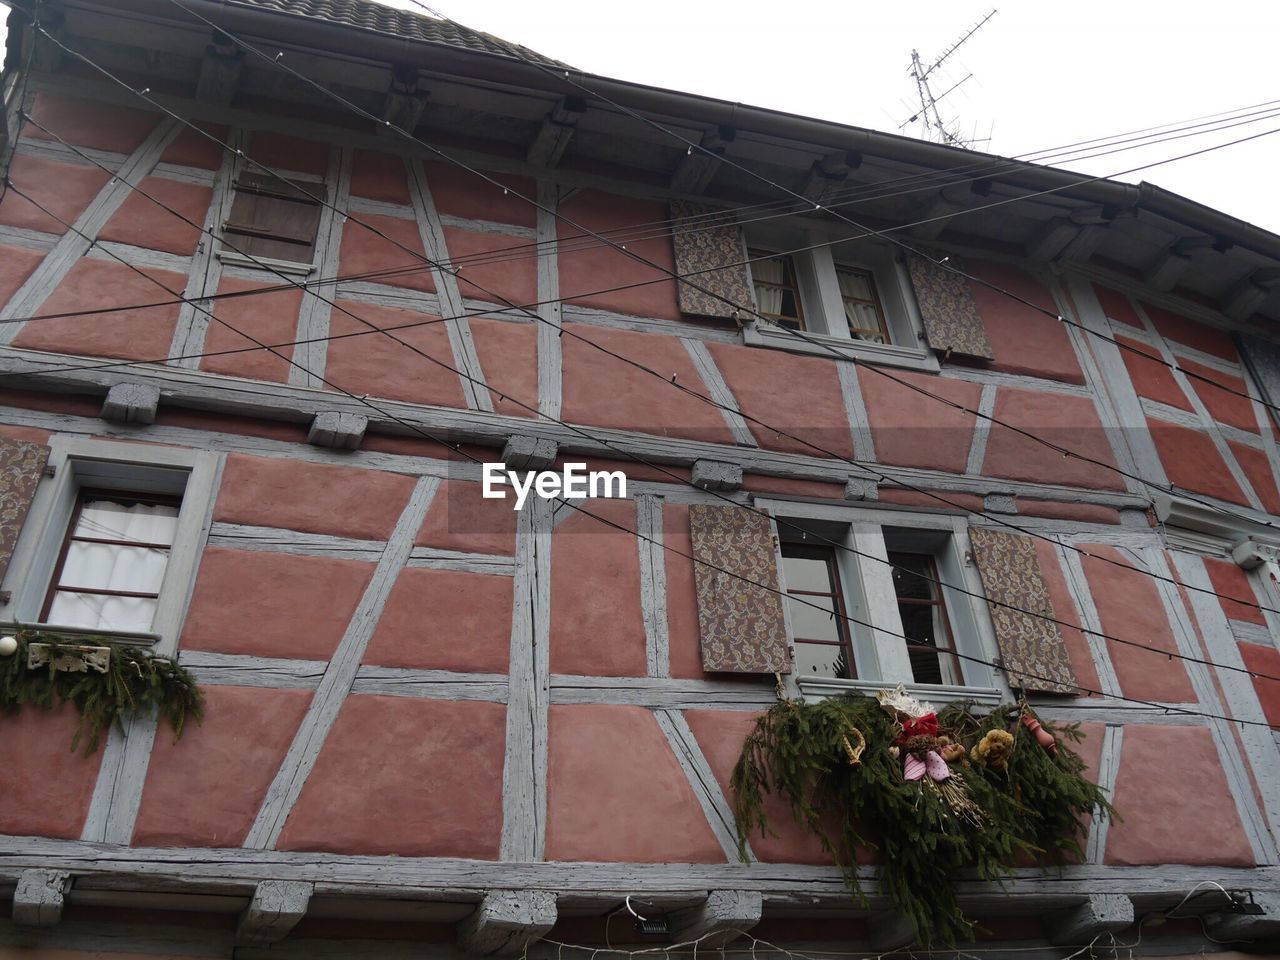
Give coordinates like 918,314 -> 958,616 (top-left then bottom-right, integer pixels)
0,438 -> 220,656
780,540 -> 858,680
760,497 -> 1003,704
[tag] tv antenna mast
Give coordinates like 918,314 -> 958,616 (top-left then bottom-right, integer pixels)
900,9 -> 997,149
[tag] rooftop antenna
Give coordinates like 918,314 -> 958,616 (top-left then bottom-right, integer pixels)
899,9 -> 997,149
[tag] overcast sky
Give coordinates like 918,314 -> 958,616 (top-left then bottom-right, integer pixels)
385,0 -> 1280,233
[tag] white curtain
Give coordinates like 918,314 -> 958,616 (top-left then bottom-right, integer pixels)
751,256 -> 786,315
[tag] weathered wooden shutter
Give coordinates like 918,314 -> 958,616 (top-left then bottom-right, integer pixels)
1236,333 -> 1280,429
906,253 -> 993,360
689,504 -> 791,673
968,526 -> 1078,694
224,174 -> 326,263
0,438 -> 49,586
670,201 -> 756,321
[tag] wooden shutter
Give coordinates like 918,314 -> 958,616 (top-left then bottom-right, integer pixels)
906,253 -> 994,359
689,504 -> 791,673
224,173 -> 326,263
968,526 -> 1078,694
1236,333 -> 1280,429
0,438 -> 49,586
670,201 -> 756,321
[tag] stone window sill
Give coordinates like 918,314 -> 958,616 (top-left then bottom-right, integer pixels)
742,320 -> 940,373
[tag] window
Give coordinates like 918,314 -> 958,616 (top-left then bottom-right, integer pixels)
41,490 -> 181,633
749,249 -> 805,330
222,172 -> 326,268
889,551 -> 962,686
836,264 -> 889,344
781,543 -> 854,678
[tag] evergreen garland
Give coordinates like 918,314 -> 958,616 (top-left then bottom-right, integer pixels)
0,629 -> 203,754
730,694 -> 1114,945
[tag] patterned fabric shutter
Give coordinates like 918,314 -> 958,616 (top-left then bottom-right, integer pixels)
689,504 -> 791,673
968,526 -> 1079,694
669,201 -> 756,321
906,253 -> 994,360
0,438 -> 49,586
1236,334 -> 1280,429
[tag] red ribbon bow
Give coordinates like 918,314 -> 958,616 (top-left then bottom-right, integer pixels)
897,712 -> 939,742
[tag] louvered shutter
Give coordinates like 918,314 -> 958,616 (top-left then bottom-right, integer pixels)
670,201 -> 756,321
968,526 -> 1079,694
689,504 -> 791,672
0,438 -> 49,586
906,253 -> 994,360
1236,333 -> 1280,430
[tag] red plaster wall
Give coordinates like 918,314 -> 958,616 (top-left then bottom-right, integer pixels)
1079,544 -> 1195,702
1148,420 -> 1248,505
1017,499 -> 1121,525
1116,335 -> 1189,410
181,547 -> 373,660
337,214 -> 435,292
1204,558 -> 1266,625
214,453 -> 415,540
858,368 -> 980,473
153,408 -> 310,445
198,277 -> 303,383
966,260 -> 1083,384
740,475 -> 846,499
1230,441 -> 1280,515
708,342 -> 854,459
278,695 -> 506,858
247,131 -> 328,177
0,704 -> 104,839
1092,284 -> 1142,328
1033,540 -> 1102,696
877,489 -> 984,513
550,499 -> 647,677
982,388 -> 1125,490
470,317 -> 538,418
158,121 -> 228,171
1104,724 -> 1254,866
545,703 -> 725,862
1142,303 -> 1239,362
364,567 -> 512,673
0,244 -> 44,308
97,177 -> 212,256
350,149 -> 412,204
1239,642 -> 1280,726
416,480 -> 518,557
1179,356 -> 1257,432
324,301 -> 467,409
25,92 -> 158,154
562,324 -> 735,445
663,502 -> 707,680
13,259 -> 182,361
444,226 -> 537,307
132,685 -> 312,848
422,161 -> 536,227
0,155 -> 111,235
557,191 -> 681,320
684,708 -> 833,864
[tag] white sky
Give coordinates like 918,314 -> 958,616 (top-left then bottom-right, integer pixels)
4,0 -> 1278,231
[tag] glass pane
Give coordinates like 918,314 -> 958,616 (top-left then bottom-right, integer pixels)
781,554 -> 832,593
47,591 -> 158,633
901,602 -> 960,685
751,255 -> 784,285
59,541 -> 170,594
793,639 -> 849,678
788,594 -> 842,642
845,302 -> 886,340
76,500 -> 179,546
836,269 -> 873,299
890,553 -> 936,601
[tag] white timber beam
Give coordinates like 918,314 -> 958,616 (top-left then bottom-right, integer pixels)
458,891 -> 557,956
12,869 -> 70,927
1026,217 -> 1079,263
100,382 -> 160,425
381,65 -> 429,136
502,434 -> 558,471
1224,268 -> 1280,321
195,31 -> 244,107
910,178 -> 993,241
669,890 -> 762,948
1048,893 -> 1134,945
1143,237 -> 1215,292
308,410 -> 368,450
669,127 -> 736,195
800,150 -> 861,203
236,880 -> 313,945
691,458 -> 743,491
1205,891 -> 1280,941
525,96 -> 587,168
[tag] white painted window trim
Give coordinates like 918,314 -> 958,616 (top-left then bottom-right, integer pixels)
1154,492 -> 1279,557
757,497 -> 1003,704
0,437 -> 220,657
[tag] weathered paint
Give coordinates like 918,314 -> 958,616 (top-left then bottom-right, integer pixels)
469,316 -> 539,418
1079,544 -> 1195,702
549,498 -> 647,677
323,301 -> 468,409
1016,499 -> 1122,525
1204,557 -> 1266,625
0,244 -> 45,308
199,276 -> 303,383
277,695 -> 506,858
181,547 -> 374,660
336,213 -> 435,293
0,703 -> 105,840
1147,420 -> 1249,505
25,91 -> 158,154
562,323 -> 735,445
0,155 -> 111,235
858,367 -> 981,473
1033,540 -> 1103,696
152,408 -> 311,444
545,703 -> 725,862
1179,355 -> 1258,432
158,121 -> 229,170
246,131 -> 329,177
967,260 -> 1084,384
1104,724 -> 1254,866
350,149 -> 412,204
1116,335 -> 1190,410
132,685 -> 313,848
557,191 -> 681,320
740,475 -> 847,499
1142,302 -> 1239,362
12,259 -> 183,361
877,489 -> 985,513
416,479 -> 518,557
708,342 -> 855,459
444,225 -> 537,307
97,176 -> 212,256
364,567 -> 512,673
214,453 -> 415,540
421,160 -> 536,227
982,388 -> 1125,490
